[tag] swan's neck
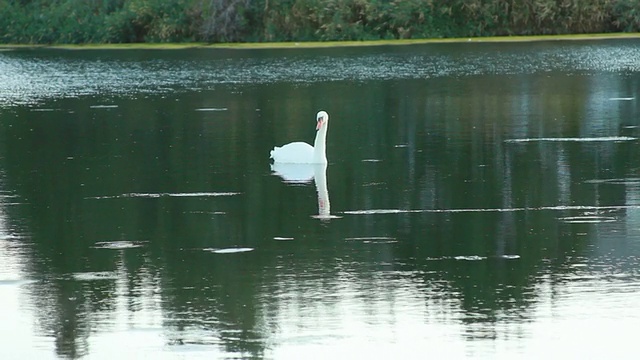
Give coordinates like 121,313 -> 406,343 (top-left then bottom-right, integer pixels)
313,125 -> 328,163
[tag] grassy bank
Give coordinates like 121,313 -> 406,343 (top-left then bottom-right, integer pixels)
1,32 -> 638,51
2,0 -> 640,45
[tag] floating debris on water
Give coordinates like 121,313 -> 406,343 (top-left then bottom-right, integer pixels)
608,97 -> 634,101
501,255 -> 521,260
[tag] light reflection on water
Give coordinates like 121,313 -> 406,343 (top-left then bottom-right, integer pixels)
3,235 -> 640,359
1,39 -> 640,359
1,40 -> 640,107
4,257 -> 639,359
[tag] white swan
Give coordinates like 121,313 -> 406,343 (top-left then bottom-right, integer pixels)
270,111 -> 329,164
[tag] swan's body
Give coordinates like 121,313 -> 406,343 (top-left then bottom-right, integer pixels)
270,142 -> 316,164
270,111 -> 329,164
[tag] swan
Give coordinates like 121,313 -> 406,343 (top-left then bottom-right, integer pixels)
270,111 -> 329,164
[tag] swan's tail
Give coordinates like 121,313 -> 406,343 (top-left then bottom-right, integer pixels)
269,147 -> 278,159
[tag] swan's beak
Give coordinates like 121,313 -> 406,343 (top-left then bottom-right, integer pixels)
316,117 -> 324,130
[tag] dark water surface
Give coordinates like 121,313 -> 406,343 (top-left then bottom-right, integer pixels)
1,40 -> 640,359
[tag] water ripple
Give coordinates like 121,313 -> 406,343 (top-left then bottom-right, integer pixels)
2,40 -> 639,107
505,136 -> 636,143
345,236 -> 398,244
92,241 -> 147,249
71,271 -> 119,281
585,178 -> 640,185
559,216 -> 617,224
87,192 -> 240,199
204,247 -> 254,254
343,204 -> 640,215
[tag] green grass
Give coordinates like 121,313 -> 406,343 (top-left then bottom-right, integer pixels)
1,32 -> 639,51
211,32 -> 640,48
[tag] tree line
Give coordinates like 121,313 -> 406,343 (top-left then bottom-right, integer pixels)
1,0 -> 639,44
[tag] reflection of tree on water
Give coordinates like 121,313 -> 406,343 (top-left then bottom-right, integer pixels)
0,97 -> 274,358
159,249 -> 266,357
340,75 -> 640,340
0,61 -> 639,358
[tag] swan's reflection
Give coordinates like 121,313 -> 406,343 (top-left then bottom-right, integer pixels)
271,163 -> 334,220
313,164 -> 330,219
271,163 -> 315,184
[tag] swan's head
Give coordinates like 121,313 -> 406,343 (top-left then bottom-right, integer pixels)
316,111 -> 329,130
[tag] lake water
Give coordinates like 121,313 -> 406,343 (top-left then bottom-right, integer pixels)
1,39 -> 640,359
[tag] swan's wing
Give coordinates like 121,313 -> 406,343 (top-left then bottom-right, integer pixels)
270,142 -> 315,163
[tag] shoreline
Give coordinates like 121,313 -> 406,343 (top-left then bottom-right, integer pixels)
1,32 -> 639,50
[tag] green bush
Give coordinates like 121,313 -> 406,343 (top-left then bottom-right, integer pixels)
610,0 -> 640,32
103,0 -> 195,42
0,0 -> 639,44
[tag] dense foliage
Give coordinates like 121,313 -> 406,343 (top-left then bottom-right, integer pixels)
1,0 -> 639,44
